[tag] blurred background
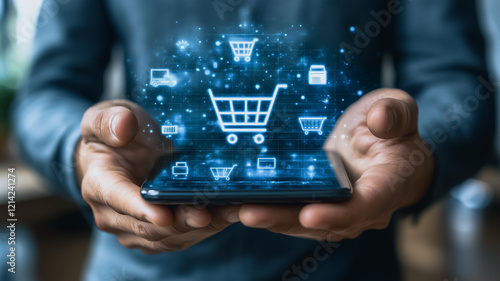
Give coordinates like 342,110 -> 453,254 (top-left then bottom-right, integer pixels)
1,0 -> 499,280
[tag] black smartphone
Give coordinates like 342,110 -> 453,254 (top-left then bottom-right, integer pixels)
141,151 -> 352,205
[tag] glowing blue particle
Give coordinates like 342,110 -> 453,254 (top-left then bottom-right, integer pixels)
255,84 -> 261,90
204,70 -> 211,75
297,73 -> 301,78
156,95 -> 164,102
261,147 -> 268,153
149,130 -> 154,133
213,62 -> 218,69
212,74 -> 216,77
215,41 -> 222,46
196,68 -> 200,72
357,90 -> 363,96
323,99 -> 329,104
301,95 -> 305,100
291,153 -> 297,158
202,127 -> 206,131
225,84 -> 230,89
350,26 -> 356,32
340,48 -> 345,53
202,114 -> 206,118
308,165 -> 314,172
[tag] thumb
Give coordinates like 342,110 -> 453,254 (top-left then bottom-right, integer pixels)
366,91 -> 418,139
81,104 -> 138,147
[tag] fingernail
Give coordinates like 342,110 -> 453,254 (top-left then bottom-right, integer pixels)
386,109 -> 396,133
110,114 -> 119,139
225,211 -> 240,223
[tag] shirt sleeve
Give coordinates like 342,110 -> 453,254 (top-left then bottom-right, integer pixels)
9,0 -> 115,211
392,0 -> 496,215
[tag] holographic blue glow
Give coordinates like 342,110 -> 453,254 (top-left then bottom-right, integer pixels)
135,23 -> 365,182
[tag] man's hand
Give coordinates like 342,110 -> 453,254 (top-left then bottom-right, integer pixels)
238,89 -> 434,241
76,100 -> 239,254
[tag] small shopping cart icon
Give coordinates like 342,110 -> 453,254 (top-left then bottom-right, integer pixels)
210,164 -> 238,180
208,84 -> 288,144
299,117 -> 327,135
229,38 -> 258,62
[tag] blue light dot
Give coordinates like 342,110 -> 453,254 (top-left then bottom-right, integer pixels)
301,95 -> 305,100
204,70 -> 210,75
202,114 -> 206,118
350,26 -> 356,32
297,73 -> 301,78
156,95 -> 164,102
225,84 -> 230,89
357,90 -> 363,96
340,48 -> 345,54
215,41 -> 222,46
308,165 -> 315,172
255,84 -> 260,90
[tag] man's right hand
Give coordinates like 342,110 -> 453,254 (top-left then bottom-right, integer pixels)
75,100 -> 240,254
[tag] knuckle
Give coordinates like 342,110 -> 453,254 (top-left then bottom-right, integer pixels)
117,237 -> 137,249
373,218 -> 391,230
156,239 -> 190,252
94,216 -> 113,232
131,223 -> 161,241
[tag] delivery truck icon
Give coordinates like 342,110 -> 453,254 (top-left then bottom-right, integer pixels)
172,162 -> 189,178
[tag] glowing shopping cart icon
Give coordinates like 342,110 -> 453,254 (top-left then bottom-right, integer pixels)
299,117 -> 327,135
210,164 -> 237,180
208,84 -> 288,144
229,38 -> 258,62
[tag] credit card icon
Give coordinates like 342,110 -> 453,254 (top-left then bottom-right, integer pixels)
257,158 -> 276,170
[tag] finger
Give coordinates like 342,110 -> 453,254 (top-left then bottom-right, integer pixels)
85,170 -> 173,227
210,204 -> 241,226
81,104 -> 138,147
94,208 -> 172,242
239,204 -> 345,240
173,205 -> 212,229
366,92 -> 418,139
299,165 -> 394,231
239,204 -> 302,231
